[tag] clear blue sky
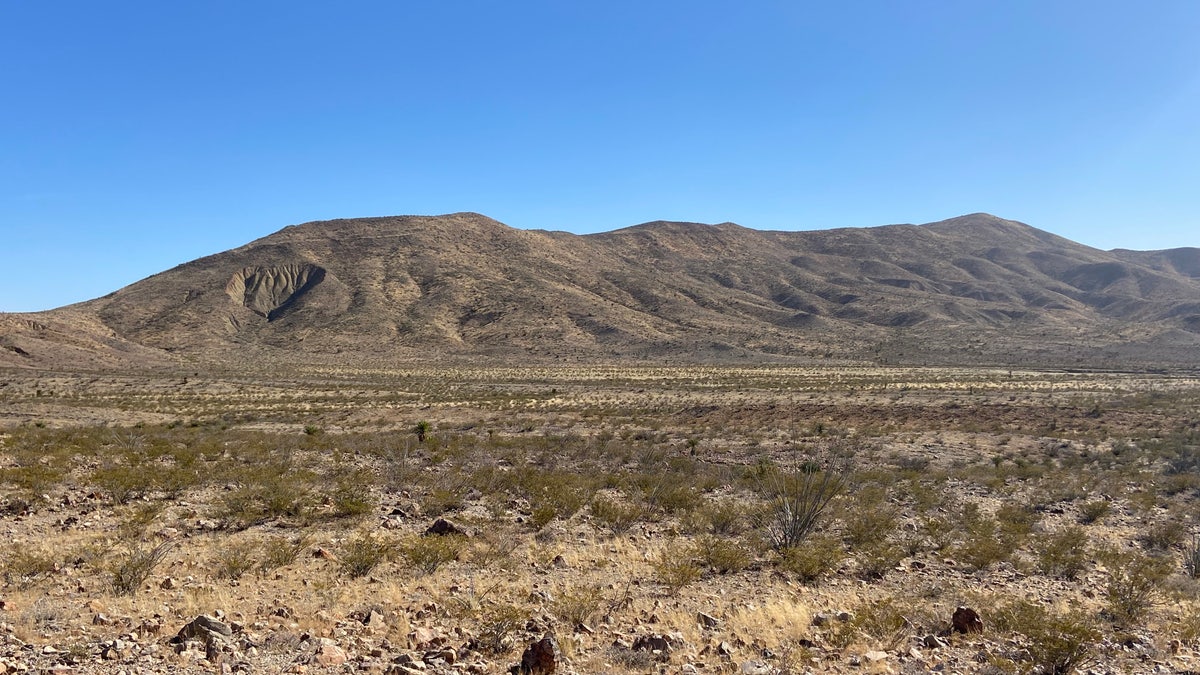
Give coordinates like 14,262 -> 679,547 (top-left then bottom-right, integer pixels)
3,1 -> 1199,312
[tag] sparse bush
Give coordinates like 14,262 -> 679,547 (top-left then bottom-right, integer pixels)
693,535 -> 752,574
476,603 -> 528,654
109,541 -> 174,596
826,597 -> 910,651
1078,500 -> 1111,525
1184,534 -> 1200,579
1102,548 -> 1173,627
856,541 -> 904,580
590,496 -> 646,535
652,543 -> 703,593
778,535 -> 844,585
552,583 -> 606,627
2,548 -> 58,587
1034,526 -> 1091,581
1141,519 -> 1187,552
259,534 -> 312,573
400,534 -> 462,574
339,532 -> 396,578
991,599 -> 1100,675
759,461 -> 848,550
955,516 -> 1014,572
213,540 -> 258,581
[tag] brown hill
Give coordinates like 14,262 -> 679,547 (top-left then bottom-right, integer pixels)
4,212 -> 1199,369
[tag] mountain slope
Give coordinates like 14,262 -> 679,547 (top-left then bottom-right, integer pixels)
6,212 -> 1200,369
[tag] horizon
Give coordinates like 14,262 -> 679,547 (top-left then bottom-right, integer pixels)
3,2 -> 1199,311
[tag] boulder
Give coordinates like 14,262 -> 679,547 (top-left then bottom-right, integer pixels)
951,606 -> 983,634
515,634 -> 558,674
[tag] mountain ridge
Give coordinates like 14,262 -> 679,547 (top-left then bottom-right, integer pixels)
3,212 -> 1199,370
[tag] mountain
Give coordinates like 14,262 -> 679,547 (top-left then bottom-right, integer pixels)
3,212 -> 1199,370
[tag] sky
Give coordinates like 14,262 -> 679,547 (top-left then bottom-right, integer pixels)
2,1 -> 1199,312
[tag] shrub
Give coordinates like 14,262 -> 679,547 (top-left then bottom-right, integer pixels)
109,542 -> 174,596
826,597 -> 910,650
476,603 -> 528,654
991,599 -> 1100,675
590,496 -> 645,535
693,535 -> 752,574
1184,534 -> 1200,579
2,548 -> 58,587
652,543 -> 703,593
1141,519 -> 1187,551
259,534 -> 312,573
759,462 -> 847,550
856,542 -> 904,580
1077,500 -> 1111,525
400,534 -> 462,574
954,516 -> 1014,572
842,488 -> 898,549
552,583 -> 606,627
1034,526 -> 1091,581
339,532 -> 396,578
214,541 -> 259,581
1102,548 -> 1173,627
778,535 -> 844,585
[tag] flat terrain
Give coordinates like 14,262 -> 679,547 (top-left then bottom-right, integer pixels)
2,364 -> 1200,674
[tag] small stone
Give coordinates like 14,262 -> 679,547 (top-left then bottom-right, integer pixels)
697,612 -> 720,629
923,634 -> 948,649
160,577 -> 177,590
864,650 -> 889,662
718,641 -> 734,656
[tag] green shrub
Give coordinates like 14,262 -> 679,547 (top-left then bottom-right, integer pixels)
1,548 -> 59,587
693,535 -> 752,574
400,534 -> 462,574
1034,526 -> 1091,581
652,543 -> 702,593
590,496 -> 645,535
109,542 -> 174,596
339,532 -> 396,578
1102,548 -> 1173,627
1077,500 -> 1111,525
759,464 -> 847,551
214,541 -> 259,581
779,535 -> 844,585
476,603 -> 528,654
552,583 -> 606,627
259,534 -> 312,573
954,516 -> 1014,572
1141,519 -> 1187,552
990,599 -> 1100,675
856,542 -> 904,580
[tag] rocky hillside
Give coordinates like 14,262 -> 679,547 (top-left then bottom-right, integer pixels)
4,212 -> 1199,369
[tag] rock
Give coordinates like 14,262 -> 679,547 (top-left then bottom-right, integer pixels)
424,518 -> 468,537
313,547 -> 338,560
632,634 -> 673,653
923,634 -> 948,649
697,612 -> 720,629
835,611 -> 854,622
171,615 -> 234,646
717,641 -> 734,656
811,612 -> 833,627
160,577 -> 177,590
315,644 -> 348,667
93,612 -> 114,626
516,634 -> 558,674
864,650 -> 889,662
739,661 -> 773,675
951,606 -> 983,634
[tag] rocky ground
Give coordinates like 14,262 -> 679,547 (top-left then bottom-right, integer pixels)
3,365 -> 1200,674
